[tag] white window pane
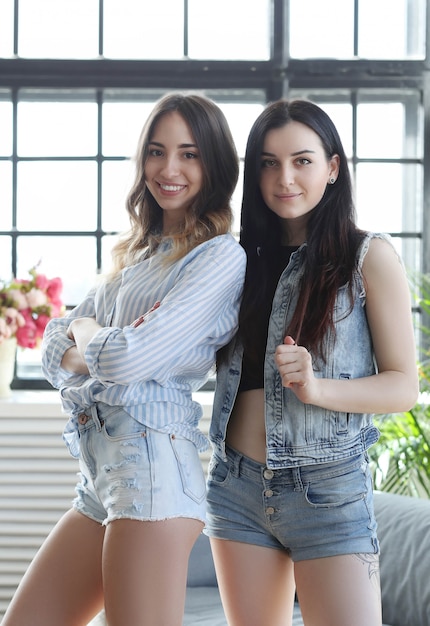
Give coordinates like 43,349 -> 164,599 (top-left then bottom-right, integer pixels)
0,163 -> 12,230
102,102 -> 155,156
396,238 -> 421,276
0,99 -> 13,155
18,101 -> 98,157
102,161 -> 135,232
0,236 -> 12,280
16,236 -> 98,305
358,0 -> 426,59
318,103 -> 353,159
289,0 -> 354,59
17,162 -> 98,230
18,0 -> 99,59
0,0 -> 14,57
355,163 -> 421,233
188,0 -> 270,60
218,103 -> 265,158
103,0 -> 184,59
358,99 -> 422,159
102,234 -> 118,273
357,103 -> 405,159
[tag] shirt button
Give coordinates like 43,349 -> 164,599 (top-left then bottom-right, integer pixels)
264,489 -> 273,497
263,469 -> 274,480
266,507 -> 275,515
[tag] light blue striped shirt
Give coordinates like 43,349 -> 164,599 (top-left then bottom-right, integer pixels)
41,234 -> 246,457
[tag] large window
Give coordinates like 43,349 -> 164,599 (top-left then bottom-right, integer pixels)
0,0 -> 428,387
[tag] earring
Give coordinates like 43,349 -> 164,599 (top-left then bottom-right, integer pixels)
329,177 -> 336,184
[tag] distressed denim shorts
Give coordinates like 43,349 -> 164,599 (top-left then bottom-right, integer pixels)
73,403 -> 207,525
205,446 -> 379,561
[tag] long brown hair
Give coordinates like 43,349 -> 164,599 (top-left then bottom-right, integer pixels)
239,99 -> 365,361
109,93 -> 239,276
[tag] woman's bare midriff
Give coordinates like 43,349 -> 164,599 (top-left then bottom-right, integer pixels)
225,388 -> 267,463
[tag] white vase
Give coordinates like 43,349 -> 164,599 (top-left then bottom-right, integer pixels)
0,337 -> 17,398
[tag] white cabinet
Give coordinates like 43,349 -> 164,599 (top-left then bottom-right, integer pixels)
0,392 -> 78,619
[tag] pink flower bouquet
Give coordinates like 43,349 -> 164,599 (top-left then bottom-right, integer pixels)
0,266 -> 64,348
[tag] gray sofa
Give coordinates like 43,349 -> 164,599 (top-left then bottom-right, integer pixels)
89,491 -> 430,626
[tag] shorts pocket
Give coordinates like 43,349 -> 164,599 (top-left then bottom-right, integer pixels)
101,409 -> 146,442
170,435 -> 206,504
304,457 -> 368,508
207,456 -> 231,485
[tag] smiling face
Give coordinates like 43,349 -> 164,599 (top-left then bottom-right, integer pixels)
144,111 -> 204,234
259,120 -> 339,244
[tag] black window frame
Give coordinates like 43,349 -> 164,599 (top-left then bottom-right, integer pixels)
0,0 -> 429,389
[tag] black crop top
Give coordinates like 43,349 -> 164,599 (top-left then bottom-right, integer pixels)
239,245 -> 299,393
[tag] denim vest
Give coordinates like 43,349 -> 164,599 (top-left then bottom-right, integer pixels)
210,232 -> 388,469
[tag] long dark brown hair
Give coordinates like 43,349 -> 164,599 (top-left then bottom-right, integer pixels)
239,99 -> 365,361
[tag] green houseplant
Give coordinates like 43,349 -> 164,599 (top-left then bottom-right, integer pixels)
368,272 -> 430,498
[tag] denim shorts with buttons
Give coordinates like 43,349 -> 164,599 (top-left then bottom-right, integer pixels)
73,402 -> 207,525
205,445 -> 379,561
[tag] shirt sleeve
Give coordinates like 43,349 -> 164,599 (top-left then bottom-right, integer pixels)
41,287 -> 97,388
84,237 -> 246,386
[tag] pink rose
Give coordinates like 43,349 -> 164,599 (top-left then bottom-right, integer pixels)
46,277 -> 63,305
15,310 -> 38,349
26,288 -> 48,308
35,313 -> 51,336
4,308 -> 25,335
7,289 -> 29,310
34,273 -> 49,290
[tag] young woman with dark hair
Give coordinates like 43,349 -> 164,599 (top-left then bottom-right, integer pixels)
205,99 -> 418,626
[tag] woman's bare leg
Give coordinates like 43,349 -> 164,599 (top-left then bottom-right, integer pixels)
295,553 -> 382,626
2,509 -> 105,626
102,517 -> 203,626
210,538 -> 296,626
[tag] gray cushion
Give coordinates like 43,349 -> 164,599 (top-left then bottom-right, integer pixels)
184,587 -> 226,625
184,588 -> 306,625
374,491 -> 430,626
187,533 -> 218,587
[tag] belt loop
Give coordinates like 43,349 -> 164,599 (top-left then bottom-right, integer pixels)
292,466 -> 304,492
90,404 -> 103,432
232,449 -> 242,478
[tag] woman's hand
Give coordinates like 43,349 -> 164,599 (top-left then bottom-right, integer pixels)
67,317 -> 101,343
275,335 -> 320,404
61,346 -> 89,375
60,317 -> 101,375
66,317 -> 102,362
